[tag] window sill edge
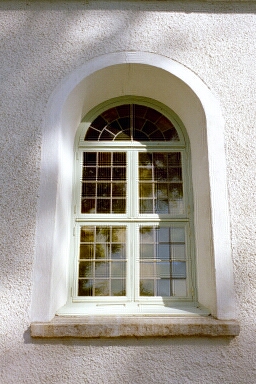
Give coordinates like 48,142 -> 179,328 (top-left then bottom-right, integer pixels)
30,316 -> 240,338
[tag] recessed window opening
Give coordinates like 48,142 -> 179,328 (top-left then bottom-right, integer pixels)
65,101 -> 200,315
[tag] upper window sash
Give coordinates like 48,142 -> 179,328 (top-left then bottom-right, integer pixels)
75,148 -> 189,221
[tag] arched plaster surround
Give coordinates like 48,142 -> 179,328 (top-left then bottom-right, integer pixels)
31,52 -> 236,322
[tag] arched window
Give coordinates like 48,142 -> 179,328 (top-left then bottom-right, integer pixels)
61,100 -> 207,316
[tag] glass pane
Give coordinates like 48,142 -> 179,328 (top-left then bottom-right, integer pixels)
111,244 -> 126,259
139,183 -> 153,198
112,183 -> 126,196
169,183 -> 183,200
155,199 -> 169,214
155,183 -> 168,198
98,152 -> 111,165
97,183 -> 111,197
168,152 -> 181,166
100,129 -> 115,141
80,226 -> 94,242
111,280 -> 126,296
139,153 -> 152,166
96,227 -> 110,242
112,227 -> 126,242
172,279 -> 187,297
94,280 -> 109,296
78,226 -> 126,297
113,167 -> 126,180
82,183 -> 96,197
153,153 -> 167,167
95,262 -> 109,278
158,227 -> 169,242
90,116 -> 106,131
171,261 -> 186,278
139,152 -> 184,214
140,199 -> 153,213
84,152 -> 97,165
112,199 -> 126,213
169,167 -> 182,181
143,121 -> 157,135
101,107 -> 119,122
113,152 -> 126,165
85,127 -> 100,141
111,262 -> 126,278
156,262 -> 170,278
97,199 -> 111,213
95,244 -> 108,259
139,225 -> 187,297
79,262 -> 93,277
157,279 -> 171,296
98,167 -> 111,180
140,227 -> 154,242
78,279 -> 93,296
139,168 -> 152,180
154,167 -> 168,181
140,262 -> 154,278
171,244 -> 186,260
81,199 -> 95,214
80,244 -> 94,259
83,167 -> 96,180
157,244 -> 170,260
170,227 -> 185,242
140,244 -> 154,259
140,280 -> 154,296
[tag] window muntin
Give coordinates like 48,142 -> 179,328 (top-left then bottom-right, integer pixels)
73,103 -> 194,309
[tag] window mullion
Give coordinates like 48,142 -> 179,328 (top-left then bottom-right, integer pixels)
127,150 -> 138,218
126,151 -> 138,301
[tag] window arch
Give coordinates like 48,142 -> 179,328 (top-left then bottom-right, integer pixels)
31,53 -> 237,327
59,99 -> 207,316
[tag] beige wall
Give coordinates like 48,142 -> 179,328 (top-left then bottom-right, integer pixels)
1,1 -> 256,383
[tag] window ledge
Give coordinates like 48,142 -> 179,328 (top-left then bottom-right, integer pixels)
31,316 -> 240,338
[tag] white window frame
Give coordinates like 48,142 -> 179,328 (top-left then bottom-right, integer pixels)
57,98 -> 210,316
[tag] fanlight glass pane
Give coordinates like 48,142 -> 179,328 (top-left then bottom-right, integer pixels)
139,225 -> 187,297
78,226 -> 127,296
81,152 -> 126,214
84,104 -> 180,142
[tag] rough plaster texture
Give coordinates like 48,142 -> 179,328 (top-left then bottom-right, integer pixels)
1,1 -> 256,383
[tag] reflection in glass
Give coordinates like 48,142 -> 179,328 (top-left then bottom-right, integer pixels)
157,279 -> 171,296
84,104 -> 180,142
78,226 -> 126,296
111,280 -> 126,296
140,199 -> 153,213
171,261 -> 186,278
94,280 -> 109,296
112,199 -> 126,213
139,152 -> 184,215
81,152 -> 126,214
139,225 -> 187,297
140,280 -> 154,296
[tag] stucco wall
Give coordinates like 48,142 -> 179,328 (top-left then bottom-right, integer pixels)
1,1 -> 256,383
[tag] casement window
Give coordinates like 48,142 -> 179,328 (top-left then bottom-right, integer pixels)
65,101 -> 203,316
31,55 -> 238,336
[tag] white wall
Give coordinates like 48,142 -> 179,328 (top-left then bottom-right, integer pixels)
1,1 -> 256,383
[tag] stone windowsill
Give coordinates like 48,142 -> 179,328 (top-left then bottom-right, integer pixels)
31,316 -> 240,338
